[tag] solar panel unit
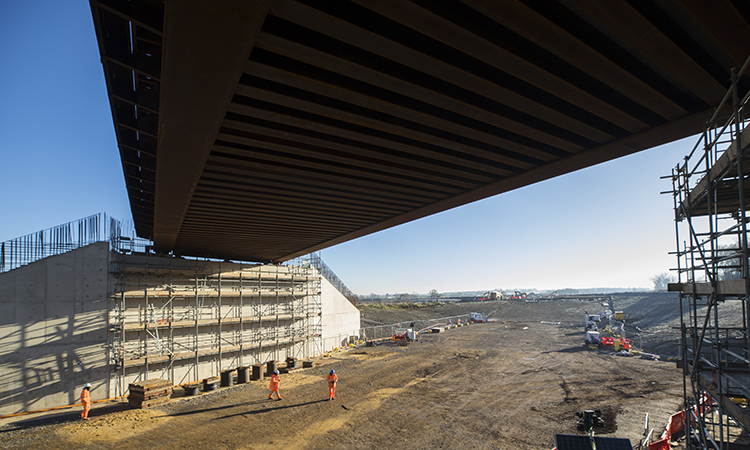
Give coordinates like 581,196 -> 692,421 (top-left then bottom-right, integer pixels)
594,436 -> 633,450
554,434 -> 593,450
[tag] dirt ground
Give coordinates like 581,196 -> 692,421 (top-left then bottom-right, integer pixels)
0,293 -> 686,449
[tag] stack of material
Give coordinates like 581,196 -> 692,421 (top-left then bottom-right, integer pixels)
266,360 -> 278,376
203,376 -> 220,392
128,379 -> 172,409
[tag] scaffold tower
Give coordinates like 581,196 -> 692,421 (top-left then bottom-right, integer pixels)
668,60 -> 750,449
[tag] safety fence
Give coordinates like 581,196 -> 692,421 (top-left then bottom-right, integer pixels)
0,214 -> 347,281
359,314 -> 472,341
321,331 -> 362,352
309,253 -> 359,307
646,395 -> 712,450
0,213 -> 140,273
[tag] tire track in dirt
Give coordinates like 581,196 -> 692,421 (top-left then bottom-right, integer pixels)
2,296 -> 685,449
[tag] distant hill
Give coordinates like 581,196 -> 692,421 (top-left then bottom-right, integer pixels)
358,287 -> 650,302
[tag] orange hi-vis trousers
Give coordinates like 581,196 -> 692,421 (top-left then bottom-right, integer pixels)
269,375 -> 281,399
327,374 -> 338,399
80,390 -> 91,419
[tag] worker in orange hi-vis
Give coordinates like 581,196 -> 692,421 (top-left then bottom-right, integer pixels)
80,383 -> 92,420
327,369 -> 338,400
268,370 -> 282,400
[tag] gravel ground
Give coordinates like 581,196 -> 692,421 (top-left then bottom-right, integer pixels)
0,292 -> 690,449
361,292 -> 686,356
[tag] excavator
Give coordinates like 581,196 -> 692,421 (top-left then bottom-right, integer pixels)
475,291 -> 503,301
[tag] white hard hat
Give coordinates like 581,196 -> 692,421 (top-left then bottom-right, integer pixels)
84,383 -> 91,388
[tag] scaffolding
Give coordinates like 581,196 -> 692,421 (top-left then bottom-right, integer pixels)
108,253 -> 322,398
668,61 -> 750,449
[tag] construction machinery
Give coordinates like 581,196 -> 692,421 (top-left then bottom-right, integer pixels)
475,291 -> 502,301
393,328 -> 415,346
585,330 -> 601,349
576,409 -> 605,432
584,313 -> 600,331
469,312 -> 485,323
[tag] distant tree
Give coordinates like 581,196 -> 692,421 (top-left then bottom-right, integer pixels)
651,273 -> 676,291
429,289 -> 440,299
398,293 -> 410,302
717,242 -> 743,281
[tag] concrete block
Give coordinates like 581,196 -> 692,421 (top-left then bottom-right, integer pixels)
15,301 -> 45,324
320,276 -> 361,353
22,319 -> 50,349
46,301 -> 75,323
24,353 -> 59,386
15,261 -> 47,303
80,243 -> 108,313
73,310 -> 105,338
0,363 -> 26,415
0,270 -> 17,299
0,243 -> 111,415
0,304 -> 19,356
47,258 -> 76,303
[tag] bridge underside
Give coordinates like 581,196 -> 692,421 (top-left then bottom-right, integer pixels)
91,0 -> 750,261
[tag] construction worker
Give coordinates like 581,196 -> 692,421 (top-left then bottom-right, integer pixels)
327,369 -> 338,400
268,370 -> 282,400
80,383 -> 92,420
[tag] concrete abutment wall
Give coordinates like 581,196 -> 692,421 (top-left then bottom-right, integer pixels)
0,242 -> 109,415
0,244 -> 360,415
321,278 -> 361,350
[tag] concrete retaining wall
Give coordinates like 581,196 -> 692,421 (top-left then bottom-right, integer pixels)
321,277 -> 361,351
0,242 -> 110,416
0,247 -> 361,415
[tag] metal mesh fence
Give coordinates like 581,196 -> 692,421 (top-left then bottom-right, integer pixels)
0,212 -> 152,273
359,314 -> 472,341
309,252 -> 359,307
1,213 -> 104,272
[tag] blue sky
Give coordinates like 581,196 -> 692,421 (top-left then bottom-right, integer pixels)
0,1 -> 131,236
0,2 -> 694,294
322,137 -> 692,293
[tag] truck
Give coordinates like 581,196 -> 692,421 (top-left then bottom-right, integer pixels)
584,313 -> 600,331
